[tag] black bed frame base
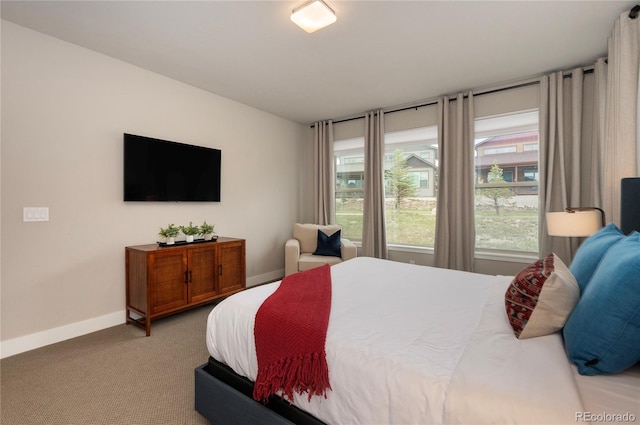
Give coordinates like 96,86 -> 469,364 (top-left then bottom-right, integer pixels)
194,357 -> 326,425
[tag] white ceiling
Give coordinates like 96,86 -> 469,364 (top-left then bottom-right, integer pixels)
1,1 -> 636,124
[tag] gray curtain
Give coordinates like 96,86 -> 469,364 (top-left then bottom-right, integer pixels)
313,120 -> 335,225
603,8 -> 640,224
539,65 -> 606,263
434,94 -> 475,271
361,110 -> 388,258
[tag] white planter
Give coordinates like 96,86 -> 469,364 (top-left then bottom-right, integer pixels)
166,237 -> 175,245
186,235 -> 195,243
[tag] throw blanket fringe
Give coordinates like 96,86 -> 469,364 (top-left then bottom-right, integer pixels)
253,264 -> 332,403
253,352 -> 331,402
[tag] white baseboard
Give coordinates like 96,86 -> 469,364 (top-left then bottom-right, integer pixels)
0,310 -> 125,359
1,270 -> 284,359
247,269 -> 284,287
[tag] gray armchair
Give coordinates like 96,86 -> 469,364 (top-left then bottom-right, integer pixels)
285,223 -> 357,276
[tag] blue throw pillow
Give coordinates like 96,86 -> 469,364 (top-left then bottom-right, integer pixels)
563,232 -> 640,375
313,229 -> 341,257
569,223 -> 625,292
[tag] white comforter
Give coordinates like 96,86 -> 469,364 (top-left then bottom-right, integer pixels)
206,257 -> 586,424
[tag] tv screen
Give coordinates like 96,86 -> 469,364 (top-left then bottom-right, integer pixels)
124,133 -> 221,202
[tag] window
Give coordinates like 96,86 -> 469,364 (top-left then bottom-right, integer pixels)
335,137 -> 365,240
334,107 -> 538,255
483,146 -> 517,155
522,167 -> 539,182
383,126 -> 438,247
409,171 -> 429,188
334,126 -> 439,246
501,169 -> 515,183
474,111 -> 539,253
343,156 -> 364,164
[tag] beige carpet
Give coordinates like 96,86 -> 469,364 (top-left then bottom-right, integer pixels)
1,304 -> 218,425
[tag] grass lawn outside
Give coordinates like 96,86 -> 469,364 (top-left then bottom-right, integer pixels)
336,198 -> 539,253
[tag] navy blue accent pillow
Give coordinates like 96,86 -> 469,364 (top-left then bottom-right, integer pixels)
569,223 -> 625,293
563,232 -> 640,375
313,229 -> 342,257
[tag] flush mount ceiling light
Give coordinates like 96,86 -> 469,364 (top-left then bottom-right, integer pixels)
291,0 -> 337,33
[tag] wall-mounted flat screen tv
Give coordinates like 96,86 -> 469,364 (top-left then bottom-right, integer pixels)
124,133 -> 221,202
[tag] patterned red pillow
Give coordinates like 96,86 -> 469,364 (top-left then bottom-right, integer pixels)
505,253 -> 579,339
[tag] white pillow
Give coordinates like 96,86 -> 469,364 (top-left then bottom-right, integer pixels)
505,253 -> 580,339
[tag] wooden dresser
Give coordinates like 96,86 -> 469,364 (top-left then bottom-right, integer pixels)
125,237 -> 246,336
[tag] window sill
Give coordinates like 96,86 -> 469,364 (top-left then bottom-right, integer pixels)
349,241 -> 536,264
474,249 -> 538,264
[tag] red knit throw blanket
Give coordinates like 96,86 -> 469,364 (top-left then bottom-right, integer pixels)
253,264 -> 332,403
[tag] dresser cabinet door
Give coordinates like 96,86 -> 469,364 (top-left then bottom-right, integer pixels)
149,250 -> 188,314
188,245 -> 218,304
218,241 -> 245,294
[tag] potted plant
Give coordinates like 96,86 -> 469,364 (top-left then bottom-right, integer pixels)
199,220 -> 215,240
158,224 -> 180,245
181,221 -> 200,243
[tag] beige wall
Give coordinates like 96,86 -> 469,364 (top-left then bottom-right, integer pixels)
0,21 -> 307,355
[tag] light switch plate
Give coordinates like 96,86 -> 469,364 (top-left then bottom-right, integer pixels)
23,207 -> 49,222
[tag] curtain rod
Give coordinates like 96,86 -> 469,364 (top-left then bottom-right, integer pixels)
311,79 -> 539,127
563,66 -> 596,78
312,64 -> 601,128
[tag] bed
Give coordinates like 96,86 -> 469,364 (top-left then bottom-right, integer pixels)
196,255 -> 640,424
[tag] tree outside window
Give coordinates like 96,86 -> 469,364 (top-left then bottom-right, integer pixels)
476,162 -> 514,215
385,150 -> 417,209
